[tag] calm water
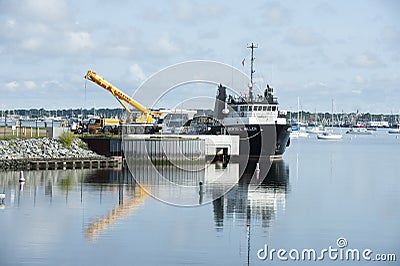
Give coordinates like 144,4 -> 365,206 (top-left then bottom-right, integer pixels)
1,129 -> 399,265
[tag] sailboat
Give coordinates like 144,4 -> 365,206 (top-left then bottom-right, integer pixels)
317,131 -> 343,140
388,112 -> 400,134
290,97 -> 309,138
317,100 -> 342,140
306,108 -> 326,134
346,127 -> 372,135
388,125 -> 400,134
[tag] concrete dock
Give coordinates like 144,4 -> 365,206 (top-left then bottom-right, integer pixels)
122,134 -> 240,162
84,134 -> 240,161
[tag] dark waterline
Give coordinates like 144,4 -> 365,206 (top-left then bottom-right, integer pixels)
0,129 -> 399,265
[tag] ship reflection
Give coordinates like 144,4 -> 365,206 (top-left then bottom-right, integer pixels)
212,160 -> 289,266
213,160 -> 290,230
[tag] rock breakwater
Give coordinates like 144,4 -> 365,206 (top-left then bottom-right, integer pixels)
0,138 -> 104,171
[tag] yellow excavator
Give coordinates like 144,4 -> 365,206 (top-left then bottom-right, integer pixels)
85,70 -> 163,133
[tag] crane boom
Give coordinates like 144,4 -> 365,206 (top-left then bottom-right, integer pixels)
85,70 -> 162,123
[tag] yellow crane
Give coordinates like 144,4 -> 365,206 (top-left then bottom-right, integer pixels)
84,70 -> 162,124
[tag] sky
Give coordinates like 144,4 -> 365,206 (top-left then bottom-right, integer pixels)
0,0 -> 399,113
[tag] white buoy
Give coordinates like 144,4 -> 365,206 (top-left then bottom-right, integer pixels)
19,171 -> 26,182
256,162 -> 260,172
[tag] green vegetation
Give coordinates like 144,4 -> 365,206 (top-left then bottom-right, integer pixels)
77,140 -> 88,150
0,135 -> 19,140
58,132 -> 75,148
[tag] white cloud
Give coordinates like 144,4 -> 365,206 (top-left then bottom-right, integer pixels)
41,80 -> 62,89
25,22 -> 51,35
262,2 -> 292,26
198,30 -> 220,40
304,81 -> 328,89
354,75 -> 365,84
6,19 -> 16,28
66,31 -> 94,53
20,38 -> 42,51
3,80 -> 37,92
156,35 -> 179,55
348,53 -> 381,68
0,1 -> 398,113
355,75 -> 363,83
129,64 -> 146,82
24,81 -> 37,90
19,0 -> 69,23
5,81 -> 19,91
381,26 -> 400,54
313,2 -> 336,16
107,45 -> 131,57
173,0 -> 221,23
285,28 -> 324,46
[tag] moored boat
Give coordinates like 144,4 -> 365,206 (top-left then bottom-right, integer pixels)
306,125 -> 326,134
346,128 -> 372,135
388,128 -> 400,134
317,131 -> 343,140
290,129 -> 309,138
210,43 -> 291,160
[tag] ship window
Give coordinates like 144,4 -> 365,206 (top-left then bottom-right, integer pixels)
248,106 -> 252,111
240,106 -> 248,112
272,106 -> 276,111
267,106 -> 272,111
263,106 -> 267,111
258,106 -> 262,111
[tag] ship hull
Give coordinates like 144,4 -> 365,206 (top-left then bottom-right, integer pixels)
275,124 -> 291,157
215,123 -> 291,160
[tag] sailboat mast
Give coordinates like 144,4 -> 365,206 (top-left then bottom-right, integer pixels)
297,96 -> 300,123
331,98 -> 334,127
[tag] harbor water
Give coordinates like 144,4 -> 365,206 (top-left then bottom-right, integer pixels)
0,129 -> 399,265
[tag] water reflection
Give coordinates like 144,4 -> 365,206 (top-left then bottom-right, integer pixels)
84,184 -> 150,241
127,158 -> 241,206
0,168 -> 148,241
0,159 -> 289,246
213,160 -> 290,230
212,160 -> 289,266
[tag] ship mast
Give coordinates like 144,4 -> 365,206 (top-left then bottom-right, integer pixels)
247,43 -> 258,102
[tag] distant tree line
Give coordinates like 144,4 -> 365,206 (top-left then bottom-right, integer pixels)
286,111 -> 399,126
1,108 -> 399,126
